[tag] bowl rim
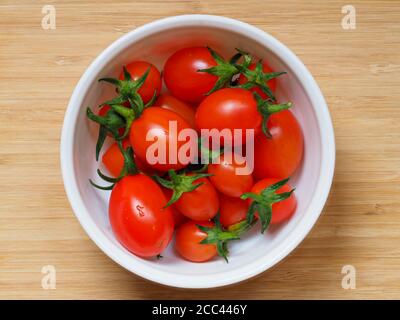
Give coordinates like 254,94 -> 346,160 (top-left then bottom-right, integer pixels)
60,14 -> 335,289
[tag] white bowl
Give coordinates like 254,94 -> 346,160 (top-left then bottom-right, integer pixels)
61,14 -> 335,289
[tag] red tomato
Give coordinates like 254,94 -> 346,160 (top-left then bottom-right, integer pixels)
208,152 -> 253,198
195,88 -> 262,146
161,188 -> 187,227
173,176 -> 219,221
175,221 -> 217,262
254,110 -> 303,179
102,140 -> 155,177
129,107 -> 196,172
250,178 -> 297,224
238,62 -> 277,99
155,94 -> 197,129
163,47 -> 218,104
119,61 -> 161,104
109,174 -> 174,257
219,194 -> 249,228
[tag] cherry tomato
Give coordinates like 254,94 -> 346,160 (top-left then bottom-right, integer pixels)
175,220 -> 217,262
163,47 -> 218,104
195,88 -> 261,146
173,176 -> 219,221
238,62 -> 277,99
250,178 -> 297,224
102,140 -> 155,177
109,174 -> 174,257
208,152 -> 253,198
161,188 -> 187,227
129,107 -> 196,172
254,110 -> 303,179
119,61 -> 161,104
155,94 -> 197,129
219,193 -> 249,228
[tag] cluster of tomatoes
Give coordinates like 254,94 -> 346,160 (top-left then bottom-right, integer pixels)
87,46 -> 303,262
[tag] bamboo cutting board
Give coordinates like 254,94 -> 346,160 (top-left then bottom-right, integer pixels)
1,0 -> 399,299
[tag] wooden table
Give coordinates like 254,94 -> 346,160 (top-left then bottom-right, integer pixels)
1,0 -> 399,299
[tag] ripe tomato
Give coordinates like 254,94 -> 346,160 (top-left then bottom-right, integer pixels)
163,47 -> 218,103
254,110 -> 303,179
119,61 -> 161,104
175,221 -> 217,262
173,176 -> 219,221
250,178 -> 297,224
102,140 -> 155,177
161,188 -> 187,227
238,62 -> 277,99
129,107 -> 196,172
109,174 -> 174,257
155,94 -> 197,129
208,152 -> 253,198
195,88 -> 262,146
219,194 -> 249,228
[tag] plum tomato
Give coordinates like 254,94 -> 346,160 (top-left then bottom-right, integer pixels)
102,140 -> 156,177
195,88 -> 262,146
175,220 -> 217,262
208,152 -> 254,198
161,187 -> 187,227
119,61 -> 161,104
173,176 -> 219,221
163,47 -> 218,104
219,193 -> 249,228
253,110 -> 303,179
250,178 -> 297,224
109,174 -> 174,257
129,107 -> 196,172
155,93 -> 197,129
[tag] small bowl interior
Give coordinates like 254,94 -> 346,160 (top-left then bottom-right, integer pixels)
73,22 -> 321,286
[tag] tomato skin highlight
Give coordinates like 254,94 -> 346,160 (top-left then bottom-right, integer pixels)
254,110 -> 303,179
208,152 -> 254,198
119,61 -> 161,104
219,194 -> 249,228
155,93 -> 197,129
195,88 -> 262,146
175,220 -> 217,262
250,178 -> 297,224
238,62 -> 277,99
129,107 -> 195,172
109,174 -> 174,257
163,47 -> 218,104
174,176 -> 219,221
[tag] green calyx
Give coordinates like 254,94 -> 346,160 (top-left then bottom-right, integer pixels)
86,103 -> 136,162
236,60 -> 286,102
89,140 -> 138,190
190,137 -> 224,173
240,177 -> 295,233
153,170 -> 212,208
198,47 -> 252,95
86,107 -> 125,160
99,66 -> 151,114
198,213 -> 256,262
254,93 -> 293,139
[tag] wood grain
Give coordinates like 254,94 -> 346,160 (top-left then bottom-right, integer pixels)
0,0 -> 399,299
